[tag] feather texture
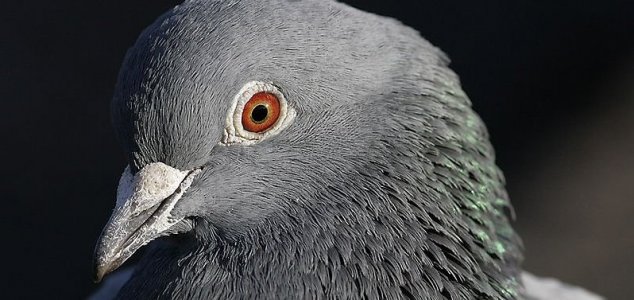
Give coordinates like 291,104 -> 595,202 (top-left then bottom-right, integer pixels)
93,0 -> 597,299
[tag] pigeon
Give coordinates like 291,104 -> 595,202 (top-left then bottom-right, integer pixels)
92,0 -> 604,299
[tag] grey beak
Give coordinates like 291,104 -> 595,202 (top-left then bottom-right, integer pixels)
94,163 -> 200,282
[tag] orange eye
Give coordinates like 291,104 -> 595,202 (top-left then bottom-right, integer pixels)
241,92 -> 281,133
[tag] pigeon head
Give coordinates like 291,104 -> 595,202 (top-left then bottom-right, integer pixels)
95,0 -> 523,298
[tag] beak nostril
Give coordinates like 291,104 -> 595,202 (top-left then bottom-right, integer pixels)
94,163 -> 201,280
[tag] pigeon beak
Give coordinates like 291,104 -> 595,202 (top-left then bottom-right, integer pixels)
94,162 -> 201,282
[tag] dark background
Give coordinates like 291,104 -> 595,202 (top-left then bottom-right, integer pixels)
2,0 -> 632,299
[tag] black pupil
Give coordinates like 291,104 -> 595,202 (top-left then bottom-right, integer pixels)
251,105 -> 269,123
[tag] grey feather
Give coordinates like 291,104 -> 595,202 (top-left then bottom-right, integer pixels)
93,0 -> 597,299
89,268 -> 134,300
521,272 -> 604,300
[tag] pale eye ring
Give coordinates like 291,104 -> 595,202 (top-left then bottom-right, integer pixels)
222,81 -> 295,145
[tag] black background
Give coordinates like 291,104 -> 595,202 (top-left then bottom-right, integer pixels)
2,1 -> 633,299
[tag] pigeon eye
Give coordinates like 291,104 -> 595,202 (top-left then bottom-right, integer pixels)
222,81 -> 296,145
241,92 -> 281,133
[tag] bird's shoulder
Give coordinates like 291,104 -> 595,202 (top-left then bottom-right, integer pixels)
522,272 -> 604,300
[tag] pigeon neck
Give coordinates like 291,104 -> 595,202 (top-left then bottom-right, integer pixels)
119,217 -> 419,298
